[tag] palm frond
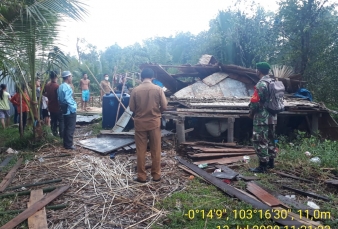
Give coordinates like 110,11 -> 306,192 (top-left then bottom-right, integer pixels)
271,64 -> 294,78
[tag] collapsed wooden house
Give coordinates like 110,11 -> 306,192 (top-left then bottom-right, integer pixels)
140,55 -> 338,143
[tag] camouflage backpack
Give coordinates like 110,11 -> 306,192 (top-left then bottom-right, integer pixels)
261,78 -> 285,115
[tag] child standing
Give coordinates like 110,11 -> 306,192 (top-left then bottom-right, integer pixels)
42,95 -> 50,126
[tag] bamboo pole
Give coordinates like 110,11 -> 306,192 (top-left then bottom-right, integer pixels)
84,64 -> 131,115
6,179 -> 62,191
0,186 -> 56,199
0,204 -> 68,215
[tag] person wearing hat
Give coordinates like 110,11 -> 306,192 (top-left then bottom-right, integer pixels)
57,71 -> 77,150
249,62 -> 277,173
45,71 -> 64,138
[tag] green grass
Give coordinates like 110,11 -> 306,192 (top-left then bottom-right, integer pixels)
0,124 -> 61,150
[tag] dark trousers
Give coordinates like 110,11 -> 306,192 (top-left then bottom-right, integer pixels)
13,106 -> 18,124
50,111 -> 64,138
18,112 -> 28,133
63,112 -> 76,148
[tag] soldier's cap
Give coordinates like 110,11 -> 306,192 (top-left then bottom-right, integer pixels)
61,71 -> 72,78
256,62 -> 271,70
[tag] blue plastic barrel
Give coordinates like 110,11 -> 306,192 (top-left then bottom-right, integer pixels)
102,93 -> 131,129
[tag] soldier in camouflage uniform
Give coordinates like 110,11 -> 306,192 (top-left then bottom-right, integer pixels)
249,62 -> 277,173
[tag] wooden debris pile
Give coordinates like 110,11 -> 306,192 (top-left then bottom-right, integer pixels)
181,141 -> 255,166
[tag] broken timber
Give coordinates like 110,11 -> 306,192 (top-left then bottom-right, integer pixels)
28,189 -> 48,229
176,157 -> 313,227
0,185 -> 70,229
0,158 -> 23,192
282,186 -> 331,201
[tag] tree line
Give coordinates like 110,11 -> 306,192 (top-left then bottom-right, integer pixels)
72,0 -> 338,107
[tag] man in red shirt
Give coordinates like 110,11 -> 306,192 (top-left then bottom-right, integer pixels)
44,71 -> 64,138
10,84 -> 30,133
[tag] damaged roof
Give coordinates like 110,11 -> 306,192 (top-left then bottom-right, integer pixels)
140,55 -> 303,95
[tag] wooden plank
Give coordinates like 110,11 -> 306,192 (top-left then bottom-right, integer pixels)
189,152 -> 255,158
196,141 -> 238,147
176,108 -> 247,114
0,185 -> 69,229
273,171 -> 313,183
192,147 -> 254,153
325,179 -> 338,185
0,156 -> 14,172
176,157 -> 306,227
252,182 -> 317,217
246,182 -> 284,207
193,156 -> 247,165
28,189 -> 48,229
282,186 -> 331,201
0,158 -> 23,192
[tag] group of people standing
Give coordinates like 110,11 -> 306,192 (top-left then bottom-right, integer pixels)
46,70 -> 77,150
0,71 -> 77,150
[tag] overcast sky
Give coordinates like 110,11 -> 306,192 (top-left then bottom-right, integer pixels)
59,0 -> 278,55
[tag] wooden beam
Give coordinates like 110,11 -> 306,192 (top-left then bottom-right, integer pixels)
0,158 -> 23,192
192,147 -> 254,153
176,108 -> 248,114
273,171 -> 313,183
176,117 -> 185,144
227,117 -> 235,143
193,156 -> 245,165
282,186 -> 330,201
189,152 -> 255,158
0,185 -> 70,229
311,113 -> 319,134
28,189 -> 48,229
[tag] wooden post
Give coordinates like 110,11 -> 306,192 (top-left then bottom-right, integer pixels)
311,113 -> 319,135
227,117 -> 235,143
176,117 -> 185,144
